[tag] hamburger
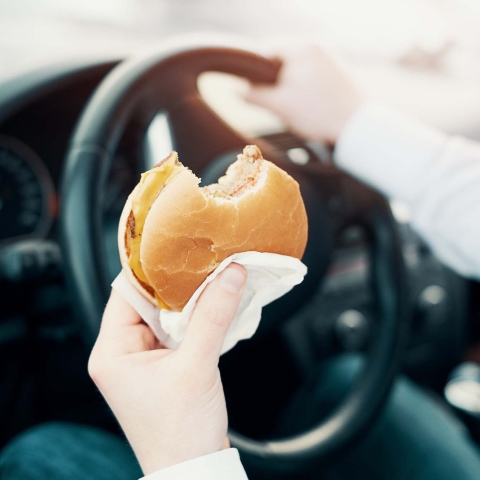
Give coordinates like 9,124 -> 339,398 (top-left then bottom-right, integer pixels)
118,145 -> 308,312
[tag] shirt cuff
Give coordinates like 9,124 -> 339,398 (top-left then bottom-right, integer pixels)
333,102 -> 448,204
140,449 -> 248,480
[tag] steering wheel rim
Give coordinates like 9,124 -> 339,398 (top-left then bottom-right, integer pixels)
229,202 -> 405,473
60,38 -> 406,474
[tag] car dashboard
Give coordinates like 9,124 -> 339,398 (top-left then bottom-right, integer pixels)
0,57 -> 471,418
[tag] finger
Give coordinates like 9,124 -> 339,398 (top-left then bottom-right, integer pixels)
95,289 -> 158,356
243,84 -> 281,110
102,289 -> 143,329
180,263 -> 247,367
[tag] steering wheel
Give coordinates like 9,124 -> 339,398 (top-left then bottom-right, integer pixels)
60,39 -> 406,475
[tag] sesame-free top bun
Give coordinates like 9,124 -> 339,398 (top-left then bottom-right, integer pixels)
119,145 -> 308,312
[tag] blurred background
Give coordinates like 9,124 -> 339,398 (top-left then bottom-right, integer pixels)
2,0 -> 480,139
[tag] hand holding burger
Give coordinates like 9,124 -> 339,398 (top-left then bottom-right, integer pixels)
89,265 -> 246,475
90,145 -> 308,475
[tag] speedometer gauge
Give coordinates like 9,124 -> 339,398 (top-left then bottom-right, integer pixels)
0,136 -> 55,243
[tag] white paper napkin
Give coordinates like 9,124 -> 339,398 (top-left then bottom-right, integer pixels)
112,251 -> 307,354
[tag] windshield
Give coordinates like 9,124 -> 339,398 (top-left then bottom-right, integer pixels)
1,0 -> 480,141
2,0 -> 480,77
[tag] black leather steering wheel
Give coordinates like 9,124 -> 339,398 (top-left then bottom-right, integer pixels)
60,39 -> 406,475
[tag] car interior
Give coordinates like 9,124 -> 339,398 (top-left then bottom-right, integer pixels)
1,2 -> 480,479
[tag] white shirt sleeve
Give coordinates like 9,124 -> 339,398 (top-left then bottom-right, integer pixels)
140,448 -> 248,480
334,102 -> 480,280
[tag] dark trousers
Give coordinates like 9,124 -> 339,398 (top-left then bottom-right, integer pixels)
0,422 -> 142,480
1,355 -> 480,480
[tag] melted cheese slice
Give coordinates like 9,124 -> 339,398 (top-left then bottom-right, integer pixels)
128,155 -> 180,310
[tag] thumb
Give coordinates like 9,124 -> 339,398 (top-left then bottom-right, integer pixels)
180,263 -> 247,367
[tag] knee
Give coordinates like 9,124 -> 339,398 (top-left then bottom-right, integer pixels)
1,422 -> 142,480
0,422 -> 79,472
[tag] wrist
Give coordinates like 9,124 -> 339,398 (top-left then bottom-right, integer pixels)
141,449 -> 247,480
333,102 -> 447,203
327,96 -> 366,146
134,434 -> 231,475
139,447 -> 227,476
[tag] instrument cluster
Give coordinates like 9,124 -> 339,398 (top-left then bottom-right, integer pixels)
0,136 -> 55,245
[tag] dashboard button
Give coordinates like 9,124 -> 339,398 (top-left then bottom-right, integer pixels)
335,309 -> 370,351
417,285 -> 448,325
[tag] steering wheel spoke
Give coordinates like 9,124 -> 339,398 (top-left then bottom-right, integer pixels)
167,94 -> 249,172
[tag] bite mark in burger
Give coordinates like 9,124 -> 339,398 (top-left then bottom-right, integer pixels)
119,145 -> 308,312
